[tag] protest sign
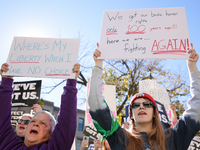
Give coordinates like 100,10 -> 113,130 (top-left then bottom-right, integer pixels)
85,84 -> 116,126
188,136 -> 200,150
12,80 -> 41,107
83,126 -> 101,140
99,7 -> 190,59
4,37 -> 80,79
155,100 -> 170,129
125,105 -> 131,123
139,79 -> 173,122
11,110 -> 24,128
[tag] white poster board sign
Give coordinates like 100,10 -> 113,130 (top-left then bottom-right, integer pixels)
139,79 -> 173,121
99,7 -> 190,59
4,37 -> 80,79
85,84 -> 116,126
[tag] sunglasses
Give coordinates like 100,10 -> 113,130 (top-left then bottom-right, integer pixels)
18,119 -> 30,125
131,101 -> 154,109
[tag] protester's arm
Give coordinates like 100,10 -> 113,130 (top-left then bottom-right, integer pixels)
89,44 -> 113,132
89,44 -> 122,149
0,63 -> 22,149
170,104 -> 178,122
48,63 -> 80,149
89,44 -> 136,149
172,45 -> 200,149
170,104 -> 178,127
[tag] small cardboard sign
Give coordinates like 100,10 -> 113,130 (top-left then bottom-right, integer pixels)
83,126 -> 101,140
99,7 -> 190,59
4,37 -> 80,79
12,80 -> 41,107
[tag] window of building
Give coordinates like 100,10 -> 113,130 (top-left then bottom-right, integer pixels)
78,118 -> 84,131
76,138 -> 82,150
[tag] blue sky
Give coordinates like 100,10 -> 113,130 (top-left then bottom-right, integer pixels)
0,0 -> 199,110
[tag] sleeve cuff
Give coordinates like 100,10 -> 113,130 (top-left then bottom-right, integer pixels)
1,77 -> 13,86
66,79 -> 77,86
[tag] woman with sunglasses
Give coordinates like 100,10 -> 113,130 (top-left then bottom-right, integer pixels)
16,104 -> 42,141
16,113 -> 33,140
88,43 -> 200,150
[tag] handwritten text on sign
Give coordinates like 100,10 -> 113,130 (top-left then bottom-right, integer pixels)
5,37 -> 80,79
99,7 -> 190,59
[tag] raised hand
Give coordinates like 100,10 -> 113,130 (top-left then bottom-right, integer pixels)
170,103 -> 178,121
93,43 -> 103,68
93,139 -> 102,150
72,63 -> 81,80
187,43 -> 199,73
0,63 -> 13,78
31,104 -> 42,113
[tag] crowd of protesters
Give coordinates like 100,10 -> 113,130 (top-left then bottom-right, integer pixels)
0,41 -> 199,150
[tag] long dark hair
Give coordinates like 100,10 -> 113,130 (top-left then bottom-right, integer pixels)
125,100 -> 167,150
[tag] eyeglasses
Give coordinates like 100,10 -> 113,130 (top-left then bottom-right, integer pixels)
18,119 -> 30,125
131,101 -> 154,109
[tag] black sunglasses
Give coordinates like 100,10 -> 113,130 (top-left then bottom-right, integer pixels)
131,101 -> 154,109
18,119 -> 30,125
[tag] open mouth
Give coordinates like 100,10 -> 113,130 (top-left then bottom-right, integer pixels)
138,112 -> 147,115
30,129 -> 38,135
19,126 -> 25,130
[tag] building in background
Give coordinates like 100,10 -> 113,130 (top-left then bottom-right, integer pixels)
72,109 -> 86,150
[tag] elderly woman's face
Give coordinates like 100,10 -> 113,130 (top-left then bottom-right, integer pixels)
24,113 -> 52,147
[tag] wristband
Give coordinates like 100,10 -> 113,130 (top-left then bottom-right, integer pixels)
94,65 -> 103,70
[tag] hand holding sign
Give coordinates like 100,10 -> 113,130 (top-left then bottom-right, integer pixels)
187,44 -> 199,73
1,63 -> 13,79
93,43 -> 103,68
72,63 -> 81,80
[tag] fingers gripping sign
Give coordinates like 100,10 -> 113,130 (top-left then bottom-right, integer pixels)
93,43 -> 103,68
72,63 -> 81,80
187,43 -> 199,73
1,63 -> 13,78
